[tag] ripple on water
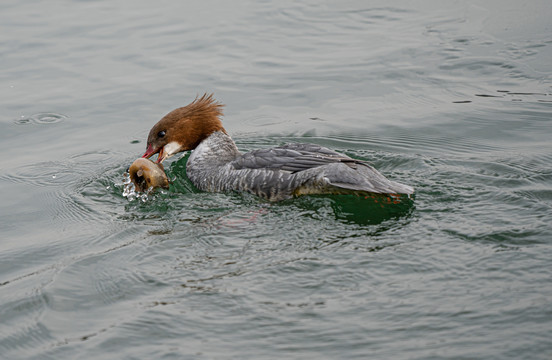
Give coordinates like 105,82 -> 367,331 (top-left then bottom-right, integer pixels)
13,113 -> 68,125
0,152 -> 142,253
0,151 -> 121,188
0,284 -> 52,355
0,162 -> 74,187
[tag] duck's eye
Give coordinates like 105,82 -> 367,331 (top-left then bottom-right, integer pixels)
157,130 -> 166,138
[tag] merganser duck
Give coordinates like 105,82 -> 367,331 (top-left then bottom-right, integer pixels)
142,94 -> 414,201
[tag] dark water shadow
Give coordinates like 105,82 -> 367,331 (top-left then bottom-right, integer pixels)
282,193 -> 415,225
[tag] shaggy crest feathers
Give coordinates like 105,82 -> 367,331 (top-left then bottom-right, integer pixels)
181,93 -> 224,122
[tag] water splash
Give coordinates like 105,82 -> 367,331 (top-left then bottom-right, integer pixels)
121,172 -> 154,202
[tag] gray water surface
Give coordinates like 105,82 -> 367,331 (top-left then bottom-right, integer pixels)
1,1 -> 552,359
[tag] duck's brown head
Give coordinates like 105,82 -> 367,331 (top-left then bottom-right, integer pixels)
142,93 -> 225,163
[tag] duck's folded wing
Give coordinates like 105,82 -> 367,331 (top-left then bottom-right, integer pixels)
230,143 -> 363,173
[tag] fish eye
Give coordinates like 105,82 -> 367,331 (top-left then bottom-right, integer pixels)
157,130 -> 166,138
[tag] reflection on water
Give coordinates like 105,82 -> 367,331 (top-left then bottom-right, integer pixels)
286,193 -> 415,225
